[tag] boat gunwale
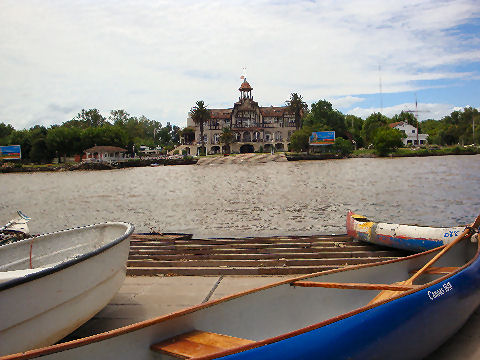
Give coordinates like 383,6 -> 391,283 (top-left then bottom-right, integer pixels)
0,222 -> 134,292
2,239 -> 477,360
348,210 -> 465,232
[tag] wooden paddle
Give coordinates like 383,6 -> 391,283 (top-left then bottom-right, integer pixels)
368,213 -> 480,305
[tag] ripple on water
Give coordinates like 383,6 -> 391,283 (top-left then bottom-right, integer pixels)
1,155 -> 479,237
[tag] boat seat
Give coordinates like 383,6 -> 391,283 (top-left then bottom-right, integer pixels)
408,266 -> 460,275
0,267 -> 48,283
291,281 -> 419,291
150,330 -> 255,359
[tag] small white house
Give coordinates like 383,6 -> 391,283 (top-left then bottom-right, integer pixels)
84,146 -> 127,162
389,122 -> 428,146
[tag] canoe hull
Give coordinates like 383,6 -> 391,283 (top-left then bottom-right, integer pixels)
223,263 -> 480,360
0,223 -> 133,356
346,210 -> 464,252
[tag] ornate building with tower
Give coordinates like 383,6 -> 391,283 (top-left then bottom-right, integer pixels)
179,79 -> 298,155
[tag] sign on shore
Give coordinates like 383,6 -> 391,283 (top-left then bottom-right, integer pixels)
0,145 -> 22,160
309,131 -> 335,146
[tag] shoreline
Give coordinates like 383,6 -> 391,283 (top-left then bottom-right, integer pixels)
1,148 -> 479,173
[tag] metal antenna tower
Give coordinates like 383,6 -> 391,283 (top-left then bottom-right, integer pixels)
405,94 -> 429,145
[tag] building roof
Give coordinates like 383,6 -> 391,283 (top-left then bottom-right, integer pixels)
388,122 -> 405,128
239,80 -> 252,91
84,146 -> 127,153
209,109 -> 232,119
260,106 -> 288,117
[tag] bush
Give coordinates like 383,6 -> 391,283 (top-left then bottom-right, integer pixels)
373,128 -> 404,156
333,138 -> 353,157
290,128 -> 312,152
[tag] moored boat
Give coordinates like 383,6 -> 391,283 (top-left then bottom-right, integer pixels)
2,215 -> 479,360
347,210 -> 464,252
0,211 -> 31,246
0,222 -> 134,356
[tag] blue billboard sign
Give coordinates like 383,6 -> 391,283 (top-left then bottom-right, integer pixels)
309,131 -> 335,145
0,145 -> 21,160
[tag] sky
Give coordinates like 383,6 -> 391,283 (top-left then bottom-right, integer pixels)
1,0 -> 479,130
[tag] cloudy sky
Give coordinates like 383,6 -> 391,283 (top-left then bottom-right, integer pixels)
1,0 -> 479,130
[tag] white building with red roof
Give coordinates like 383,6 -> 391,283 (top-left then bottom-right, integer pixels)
388,122 -> 428,146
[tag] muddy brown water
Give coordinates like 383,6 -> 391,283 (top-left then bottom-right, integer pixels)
1,155 -> 479,237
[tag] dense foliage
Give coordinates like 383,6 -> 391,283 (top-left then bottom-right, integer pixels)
1,99 -> 478,162
0,109 -> 179,163
373,127 -> 405,156
291,98 -> 478,157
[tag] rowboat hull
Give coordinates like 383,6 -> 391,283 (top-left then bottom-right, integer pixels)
0,222 -> 134,356
346,210 -> 464,252
2,229 -> 479,360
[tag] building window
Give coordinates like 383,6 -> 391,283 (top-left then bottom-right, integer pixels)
412,130 -> 415,133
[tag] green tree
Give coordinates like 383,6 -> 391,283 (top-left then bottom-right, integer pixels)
345,114 -> 364,148
64,109 -> 107,128
8,130 -> 32,161
290,125 -> 323,153
80,124 -> 129,150
109,110 -> 131,126
0,122 -> 15,145
304,100 -> 347,138
155,122 -> 180,151
189,100 -> 210,154
7,126 -> 47,162
180,127 -> 195,144
333,137 -> 353,157
30,137 -> 52,163
46,126 -> 81,163
362,112 -> 389,146
391,111 -> 417,127
219,127 -> 235,153
373,127 -> 404,156
286,93 -> 308,130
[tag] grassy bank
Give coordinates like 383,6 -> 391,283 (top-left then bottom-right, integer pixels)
0,156 -> 197,173
351,145 -> 480,158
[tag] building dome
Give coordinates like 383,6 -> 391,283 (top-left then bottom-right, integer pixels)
239,79 -> 252,91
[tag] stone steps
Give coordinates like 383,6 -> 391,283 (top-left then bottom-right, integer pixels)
127,233 -> 409,276
196,153 -> 288,165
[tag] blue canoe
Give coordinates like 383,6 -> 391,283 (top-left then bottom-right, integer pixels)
2,215 -> 480,360
347,210 -> 465,252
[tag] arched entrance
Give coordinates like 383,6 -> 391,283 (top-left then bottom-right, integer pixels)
275,143 -> 284,151
211,146 -> 221,154
240,144 -> 255,153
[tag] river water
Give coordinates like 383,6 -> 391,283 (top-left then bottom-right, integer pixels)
1,155 -> 479,237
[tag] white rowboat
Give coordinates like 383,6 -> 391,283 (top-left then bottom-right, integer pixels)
0,222 -> 134,356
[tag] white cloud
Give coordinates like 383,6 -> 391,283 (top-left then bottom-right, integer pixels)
348,102 -> 476,121
0,0 -> 479,129
330,96 -> 366,109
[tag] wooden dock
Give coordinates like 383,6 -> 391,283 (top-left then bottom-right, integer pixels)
127,233 -> 409,276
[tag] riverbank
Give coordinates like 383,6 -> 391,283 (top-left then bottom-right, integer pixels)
287,145 -> 480,161
0,156 -> 197,173
2,146 -> 479,173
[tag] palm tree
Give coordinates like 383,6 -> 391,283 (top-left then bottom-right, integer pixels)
189,100 -> 210,155
219,127 -> 235,154
286,93 -> 308,130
